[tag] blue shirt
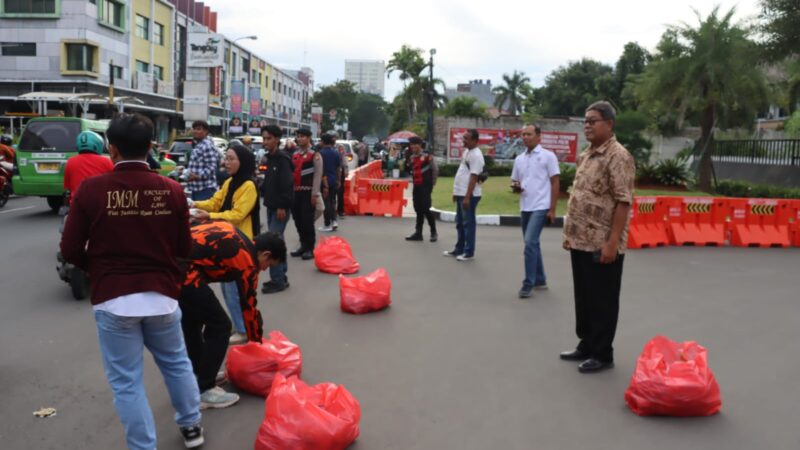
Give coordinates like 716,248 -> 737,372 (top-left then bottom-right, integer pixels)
319,146 -> 341,189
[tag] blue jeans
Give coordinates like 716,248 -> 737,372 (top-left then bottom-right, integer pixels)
221,281 -> 246,334
94,309 -> 201,450
521,210 -> 548,289
453,196 -> 481,257
191,187 -> 216,201
267,207 -> 291,286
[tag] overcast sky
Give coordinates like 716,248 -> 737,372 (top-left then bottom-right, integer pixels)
203,0 -> 762,100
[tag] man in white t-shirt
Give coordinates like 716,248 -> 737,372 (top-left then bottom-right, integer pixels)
444,129 -> 485,261
511,124 -> 560,298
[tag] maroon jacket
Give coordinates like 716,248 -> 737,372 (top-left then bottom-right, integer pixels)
60,161 -> 192,305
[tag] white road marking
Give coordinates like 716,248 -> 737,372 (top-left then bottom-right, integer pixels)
0,206 -> 36,215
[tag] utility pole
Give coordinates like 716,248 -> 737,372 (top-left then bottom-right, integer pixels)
427,48 -> 436,154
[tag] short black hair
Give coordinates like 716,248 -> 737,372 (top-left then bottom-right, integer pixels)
321,133 -> 336,145
261,125 -> 282,139
408,136 -> 424,145
107,113 -> 153,158
191,120 -> 209,131
466,129 -> 479,141
295,128 -> 312,137
523,124 -> 542,135
253,231 -> 287,263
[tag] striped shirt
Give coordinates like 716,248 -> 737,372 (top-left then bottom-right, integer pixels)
187,137 -> 220,192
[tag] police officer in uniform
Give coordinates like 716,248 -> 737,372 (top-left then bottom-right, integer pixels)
405,136 -> 439,242
289,128 -> 322,260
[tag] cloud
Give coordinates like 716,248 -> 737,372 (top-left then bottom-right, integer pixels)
201,0 -> 760,99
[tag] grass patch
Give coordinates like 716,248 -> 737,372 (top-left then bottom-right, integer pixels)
432,177 -> 714,216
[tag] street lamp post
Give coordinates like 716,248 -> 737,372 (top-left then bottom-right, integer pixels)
427,48 -> 436,154
225,35 -> 257,136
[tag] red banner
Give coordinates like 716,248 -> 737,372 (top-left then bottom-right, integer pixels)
448,127 -> 577,163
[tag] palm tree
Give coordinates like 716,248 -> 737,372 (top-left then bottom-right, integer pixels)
492,71 -> 531,115
633,6 -> 769,191
386,45 -> 427,90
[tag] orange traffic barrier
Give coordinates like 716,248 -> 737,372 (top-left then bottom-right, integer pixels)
356,178 -> 408,217
791,200 -> 800,248
661,197 -> 728,246
628,197 -> 670,249
727,198 -> 794,248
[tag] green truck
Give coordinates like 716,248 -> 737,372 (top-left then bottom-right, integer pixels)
13,117 -> 175,211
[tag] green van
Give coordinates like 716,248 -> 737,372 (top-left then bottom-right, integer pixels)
13,117 -> 175,211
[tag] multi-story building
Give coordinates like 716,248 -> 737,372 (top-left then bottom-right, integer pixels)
344,59 -> 384,97
445,79 -> 496,108
0,0 -> 311,140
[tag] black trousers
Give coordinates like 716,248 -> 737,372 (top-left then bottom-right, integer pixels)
179,282 -> 232,392
292,190 -> 315,250
324,188 -> 337,226
570,249 -> 625,362
337,173 -> 346,215
412,184 -> 436,234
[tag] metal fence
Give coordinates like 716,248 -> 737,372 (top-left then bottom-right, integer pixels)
714,140 -> 800,166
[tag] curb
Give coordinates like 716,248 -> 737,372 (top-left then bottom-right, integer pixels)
431,208 -> 565,228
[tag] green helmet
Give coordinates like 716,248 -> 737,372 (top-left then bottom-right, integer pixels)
76,130 -> 104,155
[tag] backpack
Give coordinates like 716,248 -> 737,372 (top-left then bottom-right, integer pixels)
464,149 -> 489,183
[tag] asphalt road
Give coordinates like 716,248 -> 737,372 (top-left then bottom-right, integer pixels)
1,194 -> 799,450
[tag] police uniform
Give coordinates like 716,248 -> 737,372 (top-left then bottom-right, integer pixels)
407,150 -> 438,241
291,148 -> 321,257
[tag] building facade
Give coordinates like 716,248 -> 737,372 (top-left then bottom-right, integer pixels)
344,59 -> 384,97
445,79 -> 496,107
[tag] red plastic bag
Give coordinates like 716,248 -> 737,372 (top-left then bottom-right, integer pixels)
625,335 -> 722,416
314,237 -> 360,274
225,330 -> 302,397
339,268 -> 391,314
255,374 -> 361,450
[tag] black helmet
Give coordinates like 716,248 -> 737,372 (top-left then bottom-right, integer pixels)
0,135 -> 11,146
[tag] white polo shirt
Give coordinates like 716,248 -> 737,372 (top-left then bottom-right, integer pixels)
453,147 -> 485,197
511,144 -> 560,212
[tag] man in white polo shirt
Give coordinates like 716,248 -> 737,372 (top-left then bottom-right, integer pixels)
444,129 -> 484,261
511,124 -> 560,298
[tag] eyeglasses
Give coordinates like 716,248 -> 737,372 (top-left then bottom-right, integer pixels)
583,118 -> 609,126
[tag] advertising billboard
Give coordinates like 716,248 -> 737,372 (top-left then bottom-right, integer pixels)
448,127 -> 578,163
187,33 -> 225,67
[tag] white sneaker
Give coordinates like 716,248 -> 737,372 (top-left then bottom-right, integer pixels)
180,425 -> 204,448
200,386 -> 240,410
456,254 -> 474,262
318,225 -> 333,232
228,332 -> 247,345
332,220 -> 338,230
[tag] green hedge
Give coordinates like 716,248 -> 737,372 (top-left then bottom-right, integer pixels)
715,180 -> 800,199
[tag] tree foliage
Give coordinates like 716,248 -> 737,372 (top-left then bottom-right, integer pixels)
530,58 -> 615,116
632,6 -> 769,190
312,81 -> 389,138
442,96 -> 487,118
758,0 -> 800,61
614,110 -> 653,166
492,70 -> 531,115
614,42 -> 651,109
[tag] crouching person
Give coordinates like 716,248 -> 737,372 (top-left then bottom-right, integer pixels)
180,221 -> 286,409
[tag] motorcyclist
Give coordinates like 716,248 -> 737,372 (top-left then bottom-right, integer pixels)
0,135 -> 14,168
63,131 -> 114,203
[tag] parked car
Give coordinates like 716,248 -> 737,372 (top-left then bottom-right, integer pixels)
166,136 -> 195,166
336,140 -> 359,172
211,137 -> 228,153
494,137 -> 525,160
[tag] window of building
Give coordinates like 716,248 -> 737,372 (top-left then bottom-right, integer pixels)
66,43 -> 96,72
153,22 -> 164,46
135,14 -> 149,40
153,65 -> 164,80
136,60 -> 149,73
2,0 -> 57,15
110,64 -> 123,81
99,0 -> 124,30
272,80 -> 276,91
1,42 -> 36,56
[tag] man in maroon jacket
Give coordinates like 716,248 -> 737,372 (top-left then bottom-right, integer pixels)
60,114 -> 204,449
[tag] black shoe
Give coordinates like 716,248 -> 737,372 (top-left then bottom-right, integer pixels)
262,280 -> 277,290
578,358 -> 614,373
290,248 -> 304,257
429,232 -> 438,242
180,425 -> 204,448
518,286 -> 533,299
262,281 -> 289,294
559,349 -> 589,361
301,250 -> 313,260
405,232 -> 423,241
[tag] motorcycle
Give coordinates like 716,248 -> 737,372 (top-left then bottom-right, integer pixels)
56,191 -> 90,300
0,156 -> 13,208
